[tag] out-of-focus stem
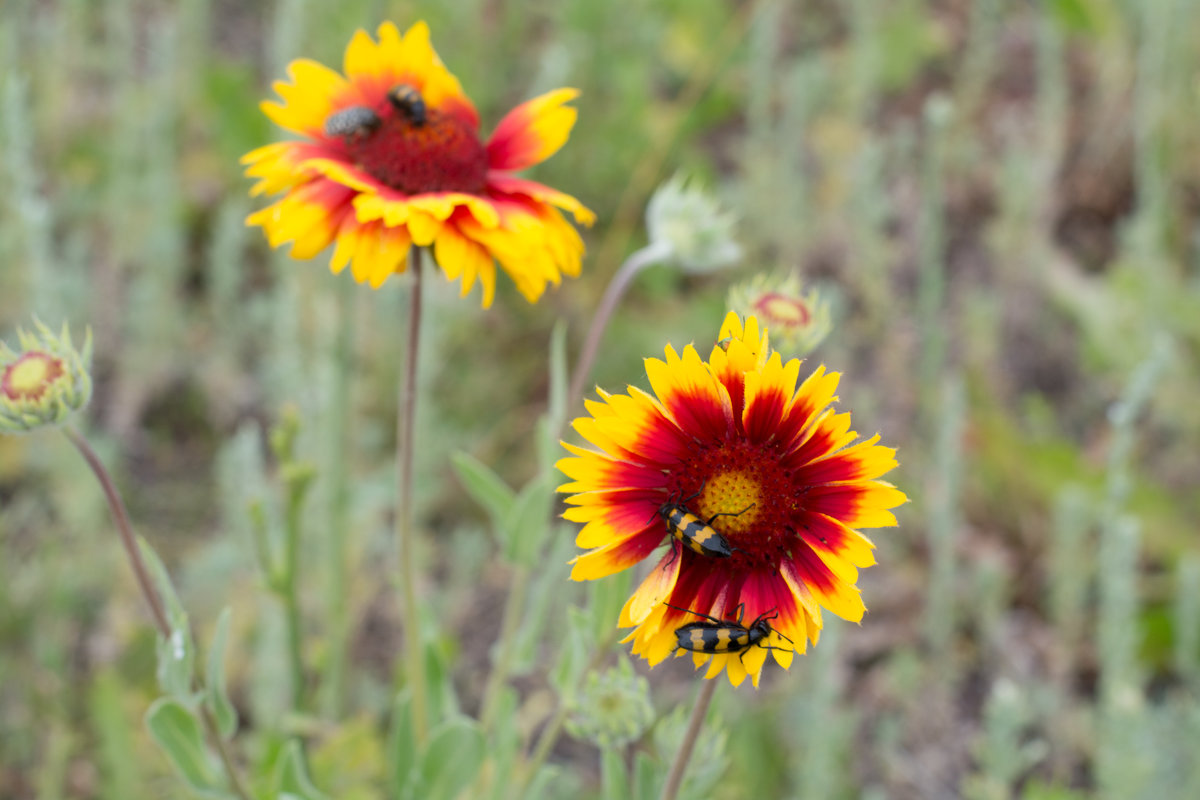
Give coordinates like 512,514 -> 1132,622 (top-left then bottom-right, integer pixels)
396,248 -> 429,743
479,563 -> 529,730
567,241 -> 671,407
63,424 -> 251,800
321,276 -> 355,718
659,678 -> 718,800
63,425 -> 169,635
282,475 -> 307,711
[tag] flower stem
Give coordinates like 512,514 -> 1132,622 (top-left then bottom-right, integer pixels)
321,276 -> 355,718
282,474 -> 307,712
396,247 -> 429,743
63,425 -> 170,636
567,241 -> 671,406
62,424 -> 252,800
659,678 -> 718,800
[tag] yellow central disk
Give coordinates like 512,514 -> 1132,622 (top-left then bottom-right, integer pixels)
697,470 -> 761,535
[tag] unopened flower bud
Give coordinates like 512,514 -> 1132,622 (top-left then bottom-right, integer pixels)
0,319 -> 93,434
727,274 -> 831,356
565,658 -> 654,750
645,174 -> 741,274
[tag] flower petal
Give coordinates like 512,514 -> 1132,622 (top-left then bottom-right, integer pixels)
487,88 -> 581,171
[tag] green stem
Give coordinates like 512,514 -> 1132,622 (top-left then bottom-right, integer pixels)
282,476 -> 307,712
478,564 -> 529,729
321,276 -> 355,718
63,425 -> 252,800
397,247 -> 429,743
659,678 -> 719,800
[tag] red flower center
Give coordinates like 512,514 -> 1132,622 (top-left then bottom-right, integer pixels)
346,107 -> 488,195
673,441 -> 800,567
2,352 -> 64,401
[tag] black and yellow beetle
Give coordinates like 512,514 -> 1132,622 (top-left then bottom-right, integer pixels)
388,83 -> 427,126
657,483 -> 752,564
666,602 -> 794,662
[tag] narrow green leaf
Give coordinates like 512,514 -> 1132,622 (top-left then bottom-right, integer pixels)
632,752 -> 660,800
275,739 -> 330,800
144,698 -> 232,798
89,670 -> 140,799
450,451 -> 516,534
600,748 -> 628,800
504,471 -> 554,566
205,607 -> 238,739
413,717 -> 485,800
388,691 -> 416,799
139,537 -> 195,699
423,638 -> 460,725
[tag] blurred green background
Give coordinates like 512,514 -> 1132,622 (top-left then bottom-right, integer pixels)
2,0 -> 1200,798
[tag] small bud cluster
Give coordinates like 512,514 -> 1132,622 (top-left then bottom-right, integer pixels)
0,319 -> 93,434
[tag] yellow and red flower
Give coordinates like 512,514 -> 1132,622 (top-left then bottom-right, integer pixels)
243,21 -> 594,307
558,313 -> 906,687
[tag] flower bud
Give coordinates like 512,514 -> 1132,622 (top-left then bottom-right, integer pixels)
565,658 -> 654,750
0,319 -> 93,434
727,274 -> 832,356
645,174 -> 741,274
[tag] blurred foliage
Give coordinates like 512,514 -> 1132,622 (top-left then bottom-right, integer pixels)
2,0 -> 1200,798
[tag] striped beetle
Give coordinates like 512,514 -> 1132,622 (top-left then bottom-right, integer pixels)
666,602 -> 794,662
388,83 -> 427,126
657,482 -> 753,565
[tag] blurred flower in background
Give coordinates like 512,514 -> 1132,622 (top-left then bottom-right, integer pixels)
0,319 -> 92,434
559,312 -> 905,686
644,173 -> 741,273
727,273 -> 831,357
243,21 -> 594,307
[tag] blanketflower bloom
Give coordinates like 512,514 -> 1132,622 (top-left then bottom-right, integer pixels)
243,21 -> 594,307
558,313 -> 906,687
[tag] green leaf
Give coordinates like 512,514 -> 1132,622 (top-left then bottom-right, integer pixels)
144,698 -> 232,798
412,717 -> 485,800
275,739 -> 330,800
600,748 -> 628,800
89,671 -> 140,798
205,607 -> 238,739
423,637 -> 460,725
632,751 -> 660,800
451,452 -> 516,535
139,537 -> 195,699
387,691 -> 416,798
503,471 -> 555,566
